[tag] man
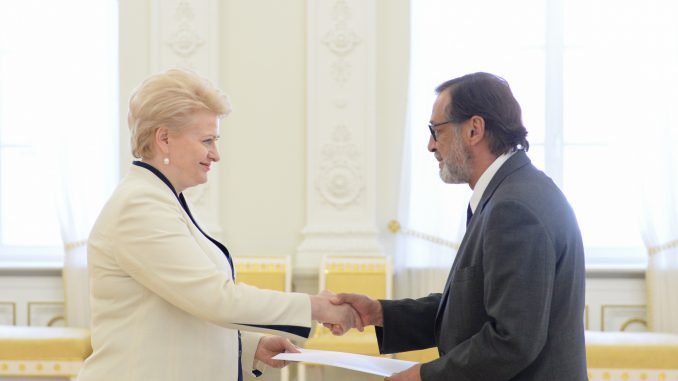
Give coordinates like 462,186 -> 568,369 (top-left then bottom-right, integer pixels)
332,72 -> 588,380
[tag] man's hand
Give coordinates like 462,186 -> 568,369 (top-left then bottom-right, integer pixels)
310,290 -> 364,335
386,363 -> 422,381
254,336 -> 298,368
331,293 -> 384,328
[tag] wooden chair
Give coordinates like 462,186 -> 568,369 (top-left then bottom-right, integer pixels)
297,255 -> 391,381
234,255 -> 292,381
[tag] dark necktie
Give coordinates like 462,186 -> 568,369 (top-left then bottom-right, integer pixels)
467,204 -> 473,226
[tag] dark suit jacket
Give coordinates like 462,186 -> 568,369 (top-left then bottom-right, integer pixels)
377,151 -> 588,380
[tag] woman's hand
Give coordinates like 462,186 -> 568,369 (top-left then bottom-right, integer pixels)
254,336 -> 299,368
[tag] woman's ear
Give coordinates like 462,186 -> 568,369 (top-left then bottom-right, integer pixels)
155,127 -> 170,154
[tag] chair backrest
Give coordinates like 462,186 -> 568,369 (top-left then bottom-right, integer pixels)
319,255 -> 392,299
234,256 -> 292,292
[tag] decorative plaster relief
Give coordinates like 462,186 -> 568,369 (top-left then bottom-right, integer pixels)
167,1 -> 204,58
316,125 -> 364,207
164,0 -> 204,69
322,0 -> 361,85
323,0 -> 360,56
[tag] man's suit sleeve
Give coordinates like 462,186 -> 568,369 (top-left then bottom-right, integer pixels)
376,293 -> 441,354
421,200 -> 557,381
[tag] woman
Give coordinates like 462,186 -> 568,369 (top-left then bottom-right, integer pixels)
79,68 -> 359,381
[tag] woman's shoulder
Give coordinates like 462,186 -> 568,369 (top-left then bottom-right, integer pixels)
98,166 -> 181,220
117,165 -> 176,198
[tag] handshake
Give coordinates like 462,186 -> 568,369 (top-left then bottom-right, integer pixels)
310,291 -> 384,336
259,291 -> 422,381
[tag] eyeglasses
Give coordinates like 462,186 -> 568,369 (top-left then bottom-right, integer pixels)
428,120 -> 455,142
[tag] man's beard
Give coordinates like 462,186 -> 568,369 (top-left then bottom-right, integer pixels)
440,137 -> 471,184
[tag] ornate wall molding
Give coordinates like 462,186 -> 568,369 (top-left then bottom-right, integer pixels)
150,0 -> 222,234
297,0 -> 382,274
322,0 -> 361,85
315,124 -> 364,208
151,0 -> 218,74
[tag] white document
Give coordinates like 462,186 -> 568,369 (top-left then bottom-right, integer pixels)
273,348 -> 418,377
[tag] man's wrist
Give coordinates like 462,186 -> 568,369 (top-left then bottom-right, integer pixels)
375,299 -> 385,326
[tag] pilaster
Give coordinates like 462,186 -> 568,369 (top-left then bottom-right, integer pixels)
297,0 -> 383,275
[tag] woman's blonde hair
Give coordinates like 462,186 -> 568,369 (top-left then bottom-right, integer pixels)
128,68 -> 231,159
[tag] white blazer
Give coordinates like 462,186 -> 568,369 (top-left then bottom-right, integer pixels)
78,163 -> 311,381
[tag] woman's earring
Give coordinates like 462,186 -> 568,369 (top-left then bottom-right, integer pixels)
163,157 -> 170,165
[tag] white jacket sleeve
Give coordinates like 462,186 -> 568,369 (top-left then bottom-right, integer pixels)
108,185 -> 312,340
